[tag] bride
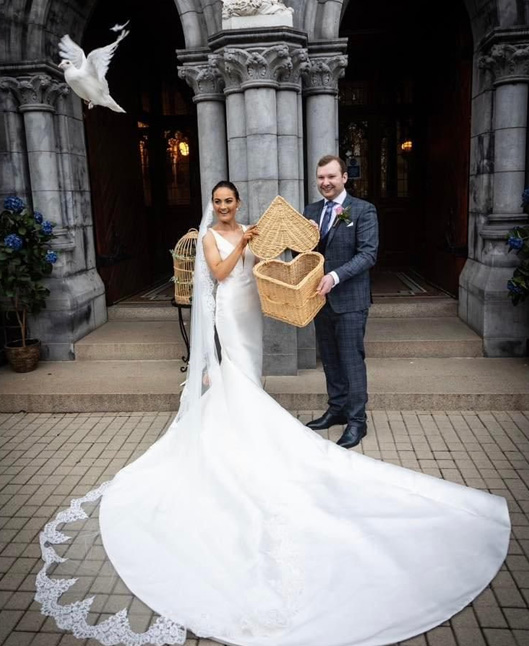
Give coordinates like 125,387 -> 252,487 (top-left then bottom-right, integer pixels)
37,181 -> 510,646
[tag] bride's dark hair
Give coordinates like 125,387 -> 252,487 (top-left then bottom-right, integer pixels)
212,180 -> 240,202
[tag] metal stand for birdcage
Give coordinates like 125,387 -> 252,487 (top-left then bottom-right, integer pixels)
172,299 -> 190,372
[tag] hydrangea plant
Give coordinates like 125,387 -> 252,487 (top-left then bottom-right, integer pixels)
505,190 -> 529,305
0,196 -> 58,346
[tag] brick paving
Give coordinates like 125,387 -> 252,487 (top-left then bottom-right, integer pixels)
0,410 -> 528,646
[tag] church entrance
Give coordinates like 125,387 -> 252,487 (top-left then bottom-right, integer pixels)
339,0 -> 472,296
83,0 -> 201,305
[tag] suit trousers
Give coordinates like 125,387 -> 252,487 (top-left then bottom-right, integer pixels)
314,303 -> 368,424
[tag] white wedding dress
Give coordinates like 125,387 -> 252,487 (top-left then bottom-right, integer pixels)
36,215 -> 510,646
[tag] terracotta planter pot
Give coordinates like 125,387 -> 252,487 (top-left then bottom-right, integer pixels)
4,338 -> 41,373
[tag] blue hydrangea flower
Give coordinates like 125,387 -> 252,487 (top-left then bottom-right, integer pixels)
3,196 -> 25,213
507,236 -> 524,251
4,233 -> 23,250
522,188 -> 529,208
507,280 -> 524,295
41,221 -> 54,235
45,250 -> 58,264
34,211 -> 44,224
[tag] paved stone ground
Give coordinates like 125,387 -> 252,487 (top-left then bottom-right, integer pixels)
0,410 -> 528,646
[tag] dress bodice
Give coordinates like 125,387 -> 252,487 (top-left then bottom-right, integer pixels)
208,226 -> 257,282
208,224 -> 263,386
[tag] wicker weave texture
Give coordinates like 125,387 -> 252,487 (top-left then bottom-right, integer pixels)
253,252 -> 325,327
5,339 -> 41,373
172,229 -> 198,305
249,195 -> 319,259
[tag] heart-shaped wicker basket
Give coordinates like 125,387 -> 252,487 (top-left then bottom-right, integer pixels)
251,196 -> 325,327
249,196 -> 319,258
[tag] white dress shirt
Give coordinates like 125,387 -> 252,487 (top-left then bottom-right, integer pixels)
319,189 -> 348,286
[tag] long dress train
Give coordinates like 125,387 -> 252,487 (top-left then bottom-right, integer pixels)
37,224 -> 510,646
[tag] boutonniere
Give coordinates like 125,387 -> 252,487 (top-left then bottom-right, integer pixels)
333,205 -> 352,227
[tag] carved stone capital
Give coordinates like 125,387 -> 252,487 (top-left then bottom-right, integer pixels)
214,45 -> 295,90
479,42 -> 529,84
279,48 -> 310,87
0,74 -> 69,109
301,54 -> 348,95
177,63 -> 225,102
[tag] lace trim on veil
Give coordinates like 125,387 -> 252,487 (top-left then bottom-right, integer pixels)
35,483 -> 187,646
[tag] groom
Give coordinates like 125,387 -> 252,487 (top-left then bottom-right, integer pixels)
304,155 -> 379,448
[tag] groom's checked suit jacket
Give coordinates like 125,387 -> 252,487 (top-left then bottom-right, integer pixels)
304,193 -> 379,312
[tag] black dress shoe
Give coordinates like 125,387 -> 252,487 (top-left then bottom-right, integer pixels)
337,423 -> 367,449
306,410 -> 348,431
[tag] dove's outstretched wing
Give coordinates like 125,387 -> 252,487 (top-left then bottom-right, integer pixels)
58,35 -> 86,69
86,29 -> 129,82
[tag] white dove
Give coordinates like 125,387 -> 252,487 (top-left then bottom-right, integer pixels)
58,30 -> 129,113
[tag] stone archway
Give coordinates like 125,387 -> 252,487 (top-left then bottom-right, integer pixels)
0,0 -> 206,357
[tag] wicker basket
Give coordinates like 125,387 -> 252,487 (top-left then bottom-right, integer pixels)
172,229 -> 198,305
250,196 -> 325,327
254,253 -> 324,327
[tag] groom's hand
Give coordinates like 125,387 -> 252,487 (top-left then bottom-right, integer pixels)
316,274 -> 335,297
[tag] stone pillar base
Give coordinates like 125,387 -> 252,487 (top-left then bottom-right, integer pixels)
297,323 -> 317,369
263,318 -> 297,375
29,269 -> 107,361
459,259 -> 529,357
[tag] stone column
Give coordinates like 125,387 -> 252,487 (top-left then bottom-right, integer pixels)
484,45 -> 529,236
208,31 -> 308,375
302,42 -> 348,203
459,42 -> 529,356
0,73 -> 107,359
207,53 -> 249,221
297,90 -> 304,209
0,75 -> 67,222
218,46 -> 290,223
178,60 -> 227,211
0,79 -> 29,200
227,89 -> 249,222
276,48 -> 309,211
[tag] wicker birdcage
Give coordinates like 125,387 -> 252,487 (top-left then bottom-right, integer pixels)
250,196 -> 325,327
171,229 -> 198,305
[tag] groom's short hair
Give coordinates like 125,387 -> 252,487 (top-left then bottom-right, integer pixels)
317,155 -> 347,174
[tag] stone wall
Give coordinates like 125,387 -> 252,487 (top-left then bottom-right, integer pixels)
0,0 -> 528,363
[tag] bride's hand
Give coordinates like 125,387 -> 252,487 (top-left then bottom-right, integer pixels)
240,225 -> 259,248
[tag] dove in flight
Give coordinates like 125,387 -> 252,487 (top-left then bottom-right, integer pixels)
110,20 -> 130,32
58,30 -> 129,113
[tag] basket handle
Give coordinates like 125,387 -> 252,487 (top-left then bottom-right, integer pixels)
265,292 -> 321,306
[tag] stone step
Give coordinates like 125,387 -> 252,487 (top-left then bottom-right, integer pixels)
365,317 -> 482,358
108,304 -> 185,322
370,297 -> 457,318
75,321 -> 187,361
107,297 -> 458,322
0,358 -> 527,413
76,317 -> 482,361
